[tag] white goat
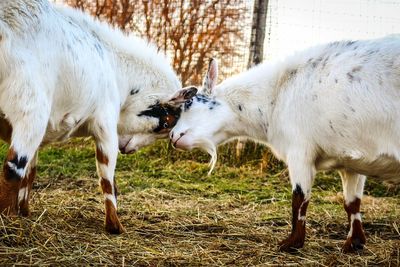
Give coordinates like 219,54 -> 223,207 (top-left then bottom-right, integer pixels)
0,0 -> 182,234
166,36 -> 400,252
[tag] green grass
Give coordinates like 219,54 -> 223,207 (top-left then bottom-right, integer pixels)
0,138 -> 399,266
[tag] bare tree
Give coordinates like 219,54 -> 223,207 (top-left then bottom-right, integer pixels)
65,0 -> 250,85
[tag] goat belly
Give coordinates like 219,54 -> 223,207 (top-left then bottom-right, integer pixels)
316,155 -> 400,184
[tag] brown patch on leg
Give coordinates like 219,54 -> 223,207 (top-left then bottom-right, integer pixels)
279,185 -> 309,252
96,146 -> 109,166
100,178 -> 112,194
104,198 -> 124,234
0,148 -> 22,215
344,198 -> 361,220
0,117 -> 12,143
100,177 -> 124,234
0,176 -> 19,215
18,166 -> 36,217
342,198 -> 366,253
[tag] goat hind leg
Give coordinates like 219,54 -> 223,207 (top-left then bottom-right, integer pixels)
339,170 -> 366,253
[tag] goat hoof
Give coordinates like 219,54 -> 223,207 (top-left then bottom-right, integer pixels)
105,219 -> 125,234
342,237 -> 365,253
19,203 -> 30,217
278,235 -> 304,252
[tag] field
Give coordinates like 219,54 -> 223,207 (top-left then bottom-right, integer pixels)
0,139 -> 399,266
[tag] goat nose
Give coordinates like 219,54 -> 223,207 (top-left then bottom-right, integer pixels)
180,132 -> 185,137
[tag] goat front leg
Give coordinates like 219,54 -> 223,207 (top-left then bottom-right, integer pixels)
279,153 -> 315,252
18,152 -> 38,216
339,170 -> 366,252
0,114 -> 48,215
94,119 -> 124,234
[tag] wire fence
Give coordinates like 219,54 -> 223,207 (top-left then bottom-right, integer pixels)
265,0 -> 400,60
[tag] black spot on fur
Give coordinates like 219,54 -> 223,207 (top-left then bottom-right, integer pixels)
195,94 -> 210,104
211,100 -> 218,106
366,49 -> 379,56
347,72 -> 354,82
130,88 -> 140,95
346,41 -> 356,47
329,120 -> 336,133
293,184 -> 304,197
310,57 -> 323,68
238,104 -> 243,111
5,154 -> 28,181
139,104 -> 181,133
290,69 -> 297,77
9,155 -> 28,170
189,95 -> 220,111
184,99 -> 193,110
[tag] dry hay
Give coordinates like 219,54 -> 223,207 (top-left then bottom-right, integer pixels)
0,174 -> 399,266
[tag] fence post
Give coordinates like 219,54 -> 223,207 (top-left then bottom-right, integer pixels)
236,0 -> 269,159
248,0 -> 269,68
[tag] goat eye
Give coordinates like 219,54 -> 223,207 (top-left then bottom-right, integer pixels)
163,122 -> 169,128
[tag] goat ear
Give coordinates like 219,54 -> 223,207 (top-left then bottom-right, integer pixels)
202,58 -> 218,95
168,86 -> 198,106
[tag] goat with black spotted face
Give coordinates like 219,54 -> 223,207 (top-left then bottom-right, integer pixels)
166,36 -> 400,252
0,0 -> 181,234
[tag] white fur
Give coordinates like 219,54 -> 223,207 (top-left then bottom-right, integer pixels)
18,187 -> 28,203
